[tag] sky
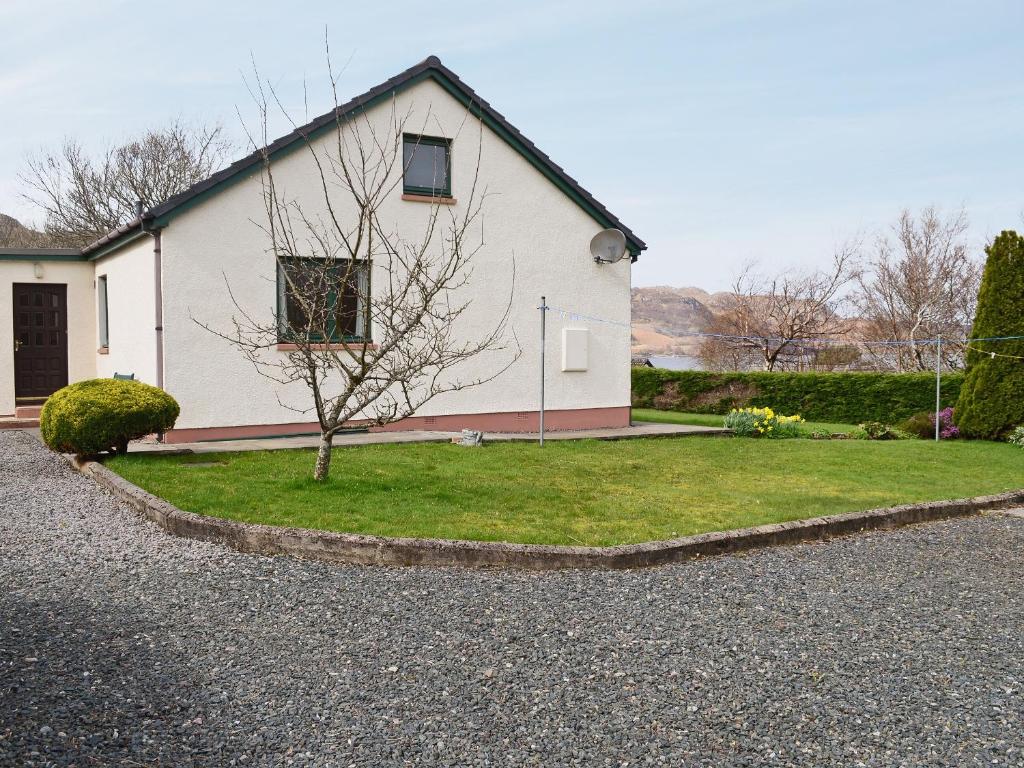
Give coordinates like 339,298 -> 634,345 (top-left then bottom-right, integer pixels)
1,0 -> 1021,290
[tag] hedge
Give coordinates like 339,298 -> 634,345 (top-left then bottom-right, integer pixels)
632,368 -> 963,425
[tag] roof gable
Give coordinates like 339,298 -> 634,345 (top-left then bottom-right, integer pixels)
84,56 -> 645,259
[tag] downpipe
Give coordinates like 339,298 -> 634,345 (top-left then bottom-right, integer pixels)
139,203 -> 165,441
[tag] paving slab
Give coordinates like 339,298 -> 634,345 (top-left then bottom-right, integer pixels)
132,428 -> 459,454
123,421 -> 727,454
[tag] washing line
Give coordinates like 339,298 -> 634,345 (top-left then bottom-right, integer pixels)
964,344 -> 1024,361
540,304 -> 1024,349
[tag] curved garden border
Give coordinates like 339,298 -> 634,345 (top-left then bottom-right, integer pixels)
71,456 -> 1024,571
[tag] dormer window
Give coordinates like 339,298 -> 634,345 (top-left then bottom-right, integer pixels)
402,134 -> 451,198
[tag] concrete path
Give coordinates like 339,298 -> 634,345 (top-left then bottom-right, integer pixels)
125,421 -> 727,455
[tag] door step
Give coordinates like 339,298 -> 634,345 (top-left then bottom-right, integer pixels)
0,417 -> 40,430
14,405 -> 43,419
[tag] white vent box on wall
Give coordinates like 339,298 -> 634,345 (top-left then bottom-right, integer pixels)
561,328 -> 589,372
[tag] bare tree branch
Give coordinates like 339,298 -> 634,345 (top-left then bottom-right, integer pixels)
700,243 -> 858,371
852,206 -> 979,371
201,51 -> 520,481
20,121 -> 233,247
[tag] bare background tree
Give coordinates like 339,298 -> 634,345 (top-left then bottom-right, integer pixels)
199,62 -> 519,481
20,121 -> 232,247
697,334 -> 761,372
699,244 -> 857,371
852,207 -> 979,371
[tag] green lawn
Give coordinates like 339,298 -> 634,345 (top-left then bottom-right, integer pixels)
633,408 -> 857,434
107,437 -> 1022,547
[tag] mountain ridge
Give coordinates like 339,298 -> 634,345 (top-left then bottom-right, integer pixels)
631,285 -> 724,356
0,213 -> 51,248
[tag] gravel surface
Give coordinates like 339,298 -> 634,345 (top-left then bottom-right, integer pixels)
2,429 -> 1024,767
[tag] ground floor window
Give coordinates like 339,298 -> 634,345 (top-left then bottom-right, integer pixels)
277,259 -> 369,343
97,275 -> 109,348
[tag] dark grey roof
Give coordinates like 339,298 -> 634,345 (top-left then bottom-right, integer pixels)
83,55 -> 645,258
81,218 -> 145,256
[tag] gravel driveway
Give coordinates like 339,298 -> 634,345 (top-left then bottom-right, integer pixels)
2,429 -> 1023,767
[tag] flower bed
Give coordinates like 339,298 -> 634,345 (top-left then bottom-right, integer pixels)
724,407 -> 803,438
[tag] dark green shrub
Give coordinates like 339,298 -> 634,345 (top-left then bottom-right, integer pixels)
632,368 -> 962,424
40,379 -> 180,457
900,411 -> 935,440
956,230 -> 1024,439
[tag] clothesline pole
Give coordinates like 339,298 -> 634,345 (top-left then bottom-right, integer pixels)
935,335 -> 942,442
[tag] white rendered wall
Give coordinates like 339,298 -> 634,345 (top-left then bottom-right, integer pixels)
92,236 -> 158,384
161,77 -> 632,430
0,260 -> 95,415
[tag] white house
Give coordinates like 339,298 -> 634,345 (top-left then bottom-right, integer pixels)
0,56 -> 645,443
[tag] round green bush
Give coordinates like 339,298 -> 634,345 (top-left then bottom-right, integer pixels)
40,379 -> 180,457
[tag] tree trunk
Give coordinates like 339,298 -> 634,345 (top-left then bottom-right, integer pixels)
313,431 -> 334,482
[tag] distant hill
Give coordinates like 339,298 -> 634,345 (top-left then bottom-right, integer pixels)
0,213 -> 50,248
631,286 -> 729,356
632,285 -> 871,372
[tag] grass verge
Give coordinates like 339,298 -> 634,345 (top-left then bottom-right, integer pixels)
108,436 -> 1022,547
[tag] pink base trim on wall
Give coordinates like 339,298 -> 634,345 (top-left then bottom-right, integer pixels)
162,406 -> 631,444
164,421 -> 322,444
371,406 -> 631,433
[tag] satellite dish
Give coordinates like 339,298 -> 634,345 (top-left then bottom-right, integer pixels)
590,228 -> 627,264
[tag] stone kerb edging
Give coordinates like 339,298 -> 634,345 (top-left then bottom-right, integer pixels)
70,456 -> 1024,570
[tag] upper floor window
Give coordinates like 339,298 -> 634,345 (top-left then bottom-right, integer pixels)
277,259 -> 369,343
403,134 -> 451,197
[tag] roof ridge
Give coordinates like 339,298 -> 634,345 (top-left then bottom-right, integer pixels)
82,55 -> 645,257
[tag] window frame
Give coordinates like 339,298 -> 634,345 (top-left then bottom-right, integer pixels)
276,258 -> 370,345
97,274 -> 109,349
402,133 -> 452,198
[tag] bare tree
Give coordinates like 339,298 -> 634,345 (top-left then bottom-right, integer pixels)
699,245 -> 858,371
697,334 -> 761,371
197,60 -> 519,482
21,121 -> 232,247
853,207 -> 979,371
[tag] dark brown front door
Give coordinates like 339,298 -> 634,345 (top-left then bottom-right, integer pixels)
13,283 -> 69,400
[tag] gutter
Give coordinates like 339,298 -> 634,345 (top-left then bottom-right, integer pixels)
80,216 -> 143,257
